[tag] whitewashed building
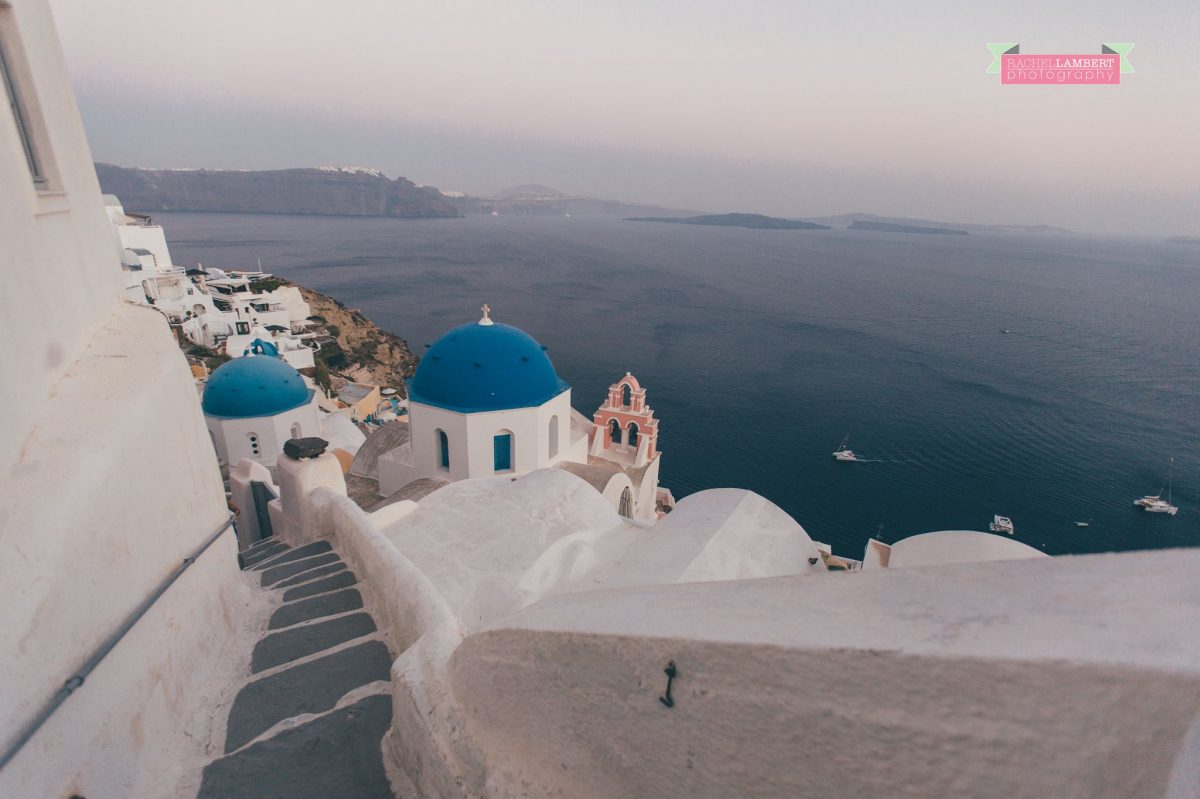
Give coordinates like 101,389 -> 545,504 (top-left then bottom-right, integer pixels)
105,198 -> 315,360
378,306 -> 590,489
202,349 -> 320,470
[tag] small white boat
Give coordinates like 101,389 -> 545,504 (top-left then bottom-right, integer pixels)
990,515 -> 1015,535
1001,328 -> 1013,334
1074,520 -> 1090,528
832,432 -> 858,462
1135,458 -> 1179,516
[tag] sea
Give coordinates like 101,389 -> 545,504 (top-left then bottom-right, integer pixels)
159,212 -> 1200,558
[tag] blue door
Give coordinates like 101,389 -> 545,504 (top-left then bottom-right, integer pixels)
493,433 -> 512,471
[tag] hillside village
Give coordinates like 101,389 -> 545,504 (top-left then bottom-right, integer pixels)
108,195 -> 418,441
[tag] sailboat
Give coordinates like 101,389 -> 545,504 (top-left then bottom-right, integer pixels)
832,432 -> 858,462
1135,458 -> 1179,516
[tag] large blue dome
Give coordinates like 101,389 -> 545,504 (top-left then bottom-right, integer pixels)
202,354 -> 313,418
409,320 -> 568,412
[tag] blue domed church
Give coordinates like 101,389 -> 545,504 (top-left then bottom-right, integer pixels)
378,306 -> 593,491
202,348 -> 319,471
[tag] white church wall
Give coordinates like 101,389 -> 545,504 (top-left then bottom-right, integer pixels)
0,5 -> 246,794
597,471 -> 636,514
207,398 -> 319,470
445,549 -> 1200,799
464,406 -> 540,476
381,389 -> 586,497
633,455 -> 661,520
408,402 -> 471,481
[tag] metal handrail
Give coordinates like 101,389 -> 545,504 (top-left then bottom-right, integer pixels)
0,515 -> 236,772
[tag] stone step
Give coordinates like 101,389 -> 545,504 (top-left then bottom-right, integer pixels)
240,542 -> 288,570
260,553 -> 341,588
198,694 -> 394,798
269,589 -> 364,630
280,570 -> 358,602
271,563 -> 345,591
223,640 -> 392,753
251,613 -> 377,674
242,535 -> 281,555
250,540 -> 333,572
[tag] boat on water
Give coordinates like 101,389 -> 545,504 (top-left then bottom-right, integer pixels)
1135,458 -> 1179,516
1074,520 -> 1090,528
832,432 -> 858,462
1001,328 -> 1013,334
990,515 -> 1015,534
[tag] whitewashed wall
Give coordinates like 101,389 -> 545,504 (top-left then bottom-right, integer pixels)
206,396 -> 320,469
0,4 -> 246,795
381,389 -> 586,494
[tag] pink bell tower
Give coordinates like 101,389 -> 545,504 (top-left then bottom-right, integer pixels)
590,372 -> 659,467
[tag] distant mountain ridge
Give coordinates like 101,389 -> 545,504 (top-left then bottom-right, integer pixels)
94,163 -> 460,218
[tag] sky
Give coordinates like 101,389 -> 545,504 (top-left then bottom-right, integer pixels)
50,0 -> 1200,235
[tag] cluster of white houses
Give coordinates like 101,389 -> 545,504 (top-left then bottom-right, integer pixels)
106,196 -> 316,369
4,3 -> 1199,797
201,300 -> 674,522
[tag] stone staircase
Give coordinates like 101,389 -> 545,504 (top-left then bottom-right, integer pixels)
197,537 -> 396,798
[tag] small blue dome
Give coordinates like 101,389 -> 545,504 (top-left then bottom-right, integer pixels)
409,321 -> 568,412
245,338 -> 279,357
202,354 -> 313,419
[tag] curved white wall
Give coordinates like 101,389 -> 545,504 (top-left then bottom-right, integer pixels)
886,530 -> 1048,569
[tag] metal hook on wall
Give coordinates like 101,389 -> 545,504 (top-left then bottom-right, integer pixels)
659,660 -> 678,708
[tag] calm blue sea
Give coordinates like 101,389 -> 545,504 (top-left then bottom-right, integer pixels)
160,212 -> 1200,558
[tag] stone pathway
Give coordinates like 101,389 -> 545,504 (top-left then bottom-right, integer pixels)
197,537 -> 396,798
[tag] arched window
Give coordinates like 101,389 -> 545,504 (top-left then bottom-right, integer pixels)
290,422 -> 302,440
618,487 -> 633,518
493,431 -> 513,472
627,422 -> 639,447
247,433 -> 261,458
548,416 -> 559,459
621,384 -> 632,407
437,429 -> 450,469
609,418 -> 621,443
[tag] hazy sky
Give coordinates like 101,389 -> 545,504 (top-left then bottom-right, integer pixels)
51,0 -> 1200,235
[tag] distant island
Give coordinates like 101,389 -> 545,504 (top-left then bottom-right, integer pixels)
626,213 -> 830,231
95,163 -> 461,219
814,213 -> 1070,235
447,184 -> 698,218
850,220 -> 968,236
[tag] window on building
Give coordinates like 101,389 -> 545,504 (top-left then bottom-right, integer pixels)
609,418 -> 621,443
493,432 -> 513,472
248,433 -> 261,458
437,429 -> 450,469
627,422 -> 639,447
548,416 -> 559,459
621,384 -> 632,407
0,26 -> 46,186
